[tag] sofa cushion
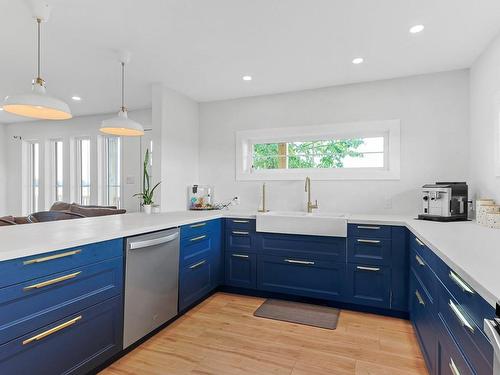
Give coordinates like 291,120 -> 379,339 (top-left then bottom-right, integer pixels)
0,216 -> 16,226
69,204 -> 126,217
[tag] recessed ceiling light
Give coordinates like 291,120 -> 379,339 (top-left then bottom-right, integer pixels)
242,75 -> 252,81
352,57 -> 364,65
71,96 -> 82,101
409,24 -> 425,34
0,108 -> 3,111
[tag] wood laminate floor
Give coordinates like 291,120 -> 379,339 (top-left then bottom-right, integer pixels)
100,293 -> 428,375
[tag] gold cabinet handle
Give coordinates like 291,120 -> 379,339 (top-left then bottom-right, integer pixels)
449,358 -> 461,375
449,271 -> 475,294
357,266 -> 380,272
23,249 -> 81,265
357,239 -> 381,244
190,222 -> 206,228
415,238 -> 425,247
190,235 -> 207,242
415,290 -> 425,306
284,259 -> 315,265
189,260 -> 206,269
357,225 -> 381,230
415,255 -> 425,267
232,254 -> 249,258
232,231 -> 249,235
449,299 -> 474,333
232,220 -> 249,223
22,315 -> 82,345
24,271 -> 81,291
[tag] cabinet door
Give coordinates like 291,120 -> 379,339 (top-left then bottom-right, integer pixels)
179,258 -> 213,311
437,316 -> 475,375
224,252 -> 256,289
0,296 -> 122,375
257,255 -> 345,300
410,272 -> 437,375
346,264 -> 391,308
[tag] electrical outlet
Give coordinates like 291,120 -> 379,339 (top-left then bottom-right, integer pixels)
233,196 -> 240,205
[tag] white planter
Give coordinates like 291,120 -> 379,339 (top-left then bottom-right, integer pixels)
143,204 -> 152,214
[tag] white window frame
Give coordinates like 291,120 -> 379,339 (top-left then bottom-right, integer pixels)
101,135 -> 123,208
236,120 -> 401,181
50,139 -> 64,203
75,137 -> 92,205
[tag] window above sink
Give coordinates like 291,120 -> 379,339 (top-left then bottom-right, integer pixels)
236,120 -> 400,181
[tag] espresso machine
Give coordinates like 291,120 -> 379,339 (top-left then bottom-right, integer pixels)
418,182 -> 468,222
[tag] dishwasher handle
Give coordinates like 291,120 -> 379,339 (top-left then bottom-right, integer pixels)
129,232 -> 179,250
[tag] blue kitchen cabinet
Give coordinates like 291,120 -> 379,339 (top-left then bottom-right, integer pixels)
225,251 -> 257,289
0,296 -> 123,375
179,219 -> 222,311
257,254 -> 346,300
0,239 -> 124,375
346,263 -> 391,308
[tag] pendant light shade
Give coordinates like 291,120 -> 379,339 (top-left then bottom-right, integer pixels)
100,53 -> 144,137
3,14 -> 72,120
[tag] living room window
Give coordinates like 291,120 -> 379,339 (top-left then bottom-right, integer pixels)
53,140 -> 64,203
104,136 -> 122,208
27,142 -> 40,213
76,138 -> 92,205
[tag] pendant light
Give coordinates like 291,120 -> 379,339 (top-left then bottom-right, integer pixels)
100,51 -> 144,136
3,4 -> 72,120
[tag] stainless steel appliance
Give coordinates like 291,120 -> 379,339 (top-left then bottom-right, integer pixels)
123,228 -> 179,348
418,182 -> 468,222
484,303 -> 500,375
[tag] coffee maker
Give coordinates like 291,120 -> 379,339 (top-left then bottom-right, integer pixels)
418,182 -> 468,222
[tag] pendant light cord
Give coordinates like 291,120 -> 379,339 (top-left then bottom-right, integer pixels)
121,62 -> 125,112
37,18 -> 41,81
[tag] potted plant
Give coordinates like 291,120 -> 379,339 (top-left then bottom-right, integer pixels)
134,149 -> 161,214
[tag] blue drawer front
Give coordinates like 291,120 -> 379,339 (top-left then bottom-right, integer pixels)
437,314 -> 475,375
181,219 -> 220,239
409,233 -> 437,270
438,283 -> 493,375
348,224 -> 392,239
346,264 -> 391,308
257,255 -> 345,301
0,296 -> 123,375
435,257 -> 495,330
347,238 -> 391,266
410,271 -> 437,374
225,218 -> 255,232
225,252 -> 257,289
0,239 -> 123,289
260,232 -> 346,262
180,234 -> 216,266
179,257 -> 214,311
226,230 -> 257,253
0,257 -> 123,345
410,247 -> 438,304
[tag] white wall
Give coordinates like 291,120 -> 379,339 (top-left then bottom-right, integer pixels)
469,32 -> 500,202
0,124 -> 6,215
3,109 -> 152,216
154,85 -> 199,211
199,70 -> 470,214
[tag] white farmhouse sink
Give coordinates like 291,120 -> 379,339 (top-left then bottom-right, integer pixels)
256,211 -> 347,237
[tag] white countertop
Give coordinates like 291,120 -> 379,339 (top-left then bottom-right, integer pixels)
1,210 -> 498,308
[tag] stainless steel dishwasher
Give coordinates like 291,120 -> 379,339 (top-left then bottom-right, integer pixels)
123,228 -> 179,348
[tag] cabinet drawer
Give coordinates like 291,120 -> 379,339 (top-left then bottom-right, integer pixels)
181,219 -> 219,239
257,255 -> 345,301
0,296 -> 123,375
409,233 -> 437,270
410,271 -> 437,374
0,239 -> 123,289
180,234 -> 215,266
225,252 -> 257,289
410,247 -> 438,304
347,238 -> 391,266
225,218 -> 255,232
346,264 -> 390,308
0,257 -> 122,345
435,259 -> 495,329
179,257 -> 214,311
438,284 -> 493,375
226,229 -> 257,253
260,232 -> 346,262
348,224 -> 391,239
437,315 -> 475,375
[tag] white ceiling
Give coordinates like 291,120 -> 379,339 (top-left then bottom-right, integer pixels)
1,0 -> 500,123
